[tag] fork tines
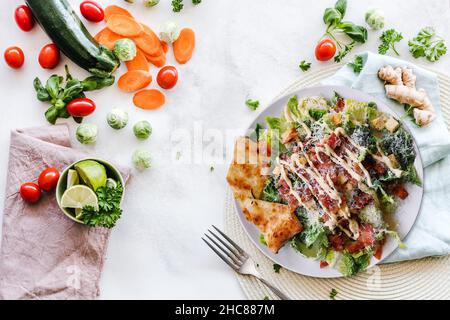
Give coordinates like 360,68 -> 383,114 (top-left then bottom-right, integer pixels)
202,225 -> 248,271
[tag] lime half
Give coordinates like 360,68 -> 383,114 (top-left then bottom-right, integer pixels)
67,169 -> 79,188
61,185 -> 99,211
74,160 -> 107,191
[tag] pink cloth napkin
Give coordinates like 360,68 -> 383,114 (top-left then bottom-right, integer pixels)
0,124 -> 130,300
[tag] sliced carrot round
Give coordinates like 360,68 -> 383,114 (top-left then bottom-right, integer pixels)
145,53 -> 166,68
125,48 -> 149,71
133,24 -> 163,57
104,5 -> 133,21
118,70 -> 152,92
106,14 -> 143,37
95,28 -> 124,50
173,28 -> 195,64
133,89 -> 166,110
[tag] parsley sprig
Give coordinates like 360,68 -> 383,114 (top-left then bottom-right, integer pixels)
409,27 -> 447,62
378,29 -> 403,56
81,182 -> 123,228
299,60 -> 311,72
348,54 -> 364,73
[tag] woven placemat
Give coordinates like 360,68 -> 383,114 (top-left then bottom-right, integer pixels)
224,63 -> 450,300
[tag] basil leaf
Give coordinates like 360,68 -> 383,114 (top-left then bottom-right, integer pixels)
82,75 -> 115,91
45,106 -> 59,125
335,0 -> 347,16
62,79 -> 84,102
323,8 -> 342,26
33,78 -> 51,102
339,22 -> 367,43
45,75 -> 63,100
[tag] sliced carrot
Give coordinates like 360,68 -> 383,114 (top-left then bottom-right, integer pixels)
94,28 -> 123,50
133,24 -> 163,57
161,41 -> 169,54
133,89 -> 166,110
173,28 -> 196,64
118,70 -> 152,92
125,48 -> 150,71
145,52 -> 166,68
104,5 -> 133,21
106,14 -> 143,37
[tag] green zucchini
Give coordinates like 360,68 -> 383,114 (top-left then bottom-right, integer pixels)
25,0 -> 119,76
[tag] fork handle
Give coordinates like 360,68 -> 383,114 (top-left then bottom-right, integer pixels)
256,277 -> 291,300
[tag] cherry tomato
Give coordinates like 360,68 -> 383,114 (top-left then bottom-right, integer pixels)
80,1 -> 104,23
315,39 -> 337,61
157,66 -> 178,90
14,5 -> 35,32
66,98 -> 96,117
4,46 -> 25,69
20,182 -> 41,203
38,43 -> 60,69
38,168 -> 60,192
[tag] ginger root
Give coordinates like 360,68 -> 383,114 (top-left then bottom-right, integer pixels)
378,65 -> 435,126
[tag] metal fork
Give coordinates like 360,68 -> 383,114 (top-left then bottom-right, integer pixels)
202,225 -> 291,300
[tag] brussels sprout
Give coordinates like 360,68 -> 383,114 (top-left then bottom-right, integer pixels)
132,148 -> 152,170
143,0 -> 159,7
159,21 -> 180,44
107,108 -> 129,130
113,39 -> 137,62
76,124 -> 98,144
106,178 -> 118,189
133,120 -> 152,140
365,9 -> 385,30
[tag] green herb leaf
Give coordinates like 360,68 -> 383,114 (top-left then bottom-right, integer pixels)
329,288 -> 338,300
253,123 -> 263,142
334,0 -> 347,16
246,99 -> 260,111
334,42 -> 355,62
338,22 -> 367,43
323,7 -> 342,26
378,29 -> 403,55
45,75 -> 63,100
299,60 -> 311,72
33,78 -> 51,102
192,0 -> 201,4
172,0 -> 184,12
273,263 -> 282,273
348,54 -> 364,73
259,234 -> 267,246
82,75 -> 115,91
409,27 -> 447,62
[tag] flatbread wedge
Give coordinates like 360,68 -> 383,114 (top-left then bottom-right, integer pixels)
239,198 -> 303,253
226,137 -> 268,200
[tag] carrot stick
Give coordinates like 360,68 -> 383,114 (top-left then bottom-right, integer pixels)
133,89 -> 166,110
118,70 -> 152,92
125,48 -> 150,71
106,14 -> 143,37
173,28 -> 195,64
144,52 -> 166,68
133,24 -> 163,57
94,28 -> 123,50
104,5 -> 133,21
161,41 -> 169,54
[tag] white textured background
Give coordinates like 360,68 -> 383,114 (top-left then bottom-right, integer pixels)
0,0 -> 449,299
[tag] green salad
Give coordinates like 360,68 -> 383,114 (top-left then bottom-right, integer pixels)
256,93 -> 421,276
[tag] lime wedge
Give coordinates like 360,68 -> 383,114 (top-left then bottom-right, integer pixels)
61,185 -> 99,211
74,160 -> 107,191
67,169 -> 79,188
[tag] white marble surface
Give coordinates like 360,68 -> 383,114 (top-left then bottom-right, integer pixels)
0,0 -> 449,299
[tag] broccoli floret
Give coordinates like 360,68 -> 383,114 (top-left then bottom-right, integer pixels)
379,128 -> 415,169
351,125 -> 376,152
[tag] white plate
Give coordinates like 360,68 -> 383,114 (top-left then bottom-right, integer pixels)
234,85 -> 424,278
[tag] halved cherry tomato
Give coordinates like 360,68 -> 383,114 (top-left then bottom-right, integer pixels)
157,66 -> 178,90
66,98 -> 96,117
4,46 -> 25,69
320,261 -> 329,268
315,39 -> 337,61
38,168 -> 60,192
14,5 -> 35,32
38,44 -> 60,69
20,182 -> 41,203
80,1 -> 104,23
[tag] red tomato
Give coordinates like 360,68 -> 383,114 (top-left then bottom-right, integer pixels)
320,261 -> 329,268
4,46 -> 25,69
315,39 -> 337,61
14,5 -> 35,32
38,44 -> 60,69
329,234 -> 345,251
347,241 -> 365,254
157,66 -> 178,90
20,182 -> 41,203
38,168 -> 60,192
66,98 -> 96,117
393,185 -> 409,200
373,244 -> 383,260
80,1 -> 104,22
358,224 -> 375,246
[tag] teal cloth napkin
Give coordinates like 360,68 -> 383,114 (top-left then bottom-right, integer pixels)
322,51 -> 450,262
